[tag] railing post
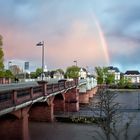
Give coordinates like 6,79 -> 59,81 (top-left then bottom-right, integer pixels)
74,78 -> 78,86
37,81 -> 48,95
52,84 -> 54,92
30,87 -> 33,99
13,90 -> 17,105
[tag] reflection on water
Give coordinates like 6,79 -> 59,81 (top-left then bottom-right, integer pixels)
29,92 -> 140,140
29,122 -> 100,140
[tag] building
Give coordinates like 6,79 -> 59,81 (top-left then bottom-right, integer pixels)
79,68 -> 87,79
107,66 -> 120,81
9,65 -> 22,75
52,71 -> 64,79
124,70 -> 140,83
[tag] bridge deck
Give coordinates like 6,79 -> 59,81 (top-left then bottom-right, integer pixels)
0,82 -> 39,92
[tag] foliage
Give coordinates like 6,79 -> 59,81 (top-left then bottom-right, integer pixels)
35,68 -> 43,77
117,77 -> 132,89
0,71 -> 5,77
4,70 -> 13,78
0,35 -> 4,71
106,73 -> 115,85
65,65 -> 80,78
29,68 -> 43,78
0,70 -> 13,78
30,72 -> 37,78
95,67 -> 115,85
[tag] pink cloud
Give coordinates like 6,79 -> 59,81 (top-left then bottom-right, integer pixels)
1,20 -> 109,70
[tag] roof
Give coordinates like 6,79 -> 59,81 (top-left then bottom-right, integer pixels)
80,68 -> 87,72
108,66 -> 120,72
125,70 -> 140,75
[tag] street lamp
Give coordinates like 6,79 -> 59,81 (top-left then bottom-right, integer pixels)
8,61 -> 12,70
36,41 -> 45,81
73,60 -> 77,66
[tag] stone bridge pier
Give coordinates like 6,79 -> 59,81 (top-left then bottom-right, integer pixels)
0,107 -> 30,140
29,87 -> 80,122
79,77 -> 97,104
29,101 -> 54,122
65,88 -> 79,112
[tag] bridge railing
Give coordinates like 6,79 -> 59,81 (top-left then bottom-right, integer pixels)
32,86 -> 43,98
0,90 -> 13,110
0,79 -> 79,112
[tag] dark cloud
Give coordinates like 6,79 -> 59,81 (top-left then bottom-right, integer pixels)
95,1 -> 140,70
1,0 -> 140,71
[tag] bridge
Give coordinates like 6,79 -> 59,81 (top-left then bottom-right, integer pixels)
0,78 -> 98,140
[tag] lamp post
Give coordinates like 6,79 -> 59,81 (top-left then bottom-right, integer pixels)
36,41 -> 45,81
73,60 -> 77,66
8,61 -> 12,70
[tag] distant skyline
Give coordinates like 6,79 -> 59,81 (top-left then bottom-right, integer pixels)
0,0 -> 140,72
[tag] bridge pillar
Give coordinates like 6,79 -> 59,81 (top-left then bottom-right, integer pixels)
65,88 -> 79,112
79,92 -> 89,104
29,101 -> 54,122
0,107 -> 30,140
37,81 -> 47,95
53,94 -> 65,114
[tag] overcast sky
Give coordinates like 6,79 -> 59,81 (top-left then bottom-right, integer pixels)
0,0 -> 140,72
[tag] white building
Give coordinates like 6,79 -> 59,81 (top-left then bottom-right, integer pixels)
53,71 -> 64,79
79,68 -> 87,79
107,66 -> 120,81
124,70 -> 140,83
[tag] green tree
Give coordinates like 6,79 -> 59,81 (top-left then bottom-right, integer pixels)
95,67 -> 115,85
65,65 -> 80,78
35,68 -> 43,78
106,73 -> 115,85
95,66 -> 105,84
118,77 -> 132,89
0,35 -> 4,71
30,72 -> 37,79
4,70 -> 13,78
0,71 -> 5,77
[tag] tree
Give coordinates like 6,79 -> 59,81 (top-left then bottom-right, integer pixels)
90,87 -> 136,140
65,65 -> 80,79
90,87 -> 120,140
0,71 -> 5,77
30,72 -> 37,79
0,35 -> 4,71
106,73 -> 115,85
35,68 -> 43,78
95,67 -> 115,85
117,77 -> 132,89
95,66 -> 104,84
4,70 -> 13,78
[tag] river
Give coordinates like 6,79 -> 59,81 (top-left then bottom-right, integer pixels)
29,91 -> 140,140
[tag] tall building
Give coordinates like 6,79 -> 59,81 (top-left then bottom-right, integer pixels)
9,65 -> 21,75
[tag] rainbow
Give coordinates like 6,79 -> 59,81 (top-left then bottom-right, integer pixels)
90,13 -> 110,65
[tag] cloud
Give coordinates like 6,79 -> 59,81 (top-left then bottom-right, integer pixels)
0,0 -> 140,71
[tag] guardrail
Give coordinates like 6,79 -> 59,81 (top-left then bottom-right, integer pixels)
0,79 -> 78,112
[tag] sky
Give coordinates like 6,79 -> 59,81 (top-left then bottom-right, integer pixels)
0,0 -> 140,73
